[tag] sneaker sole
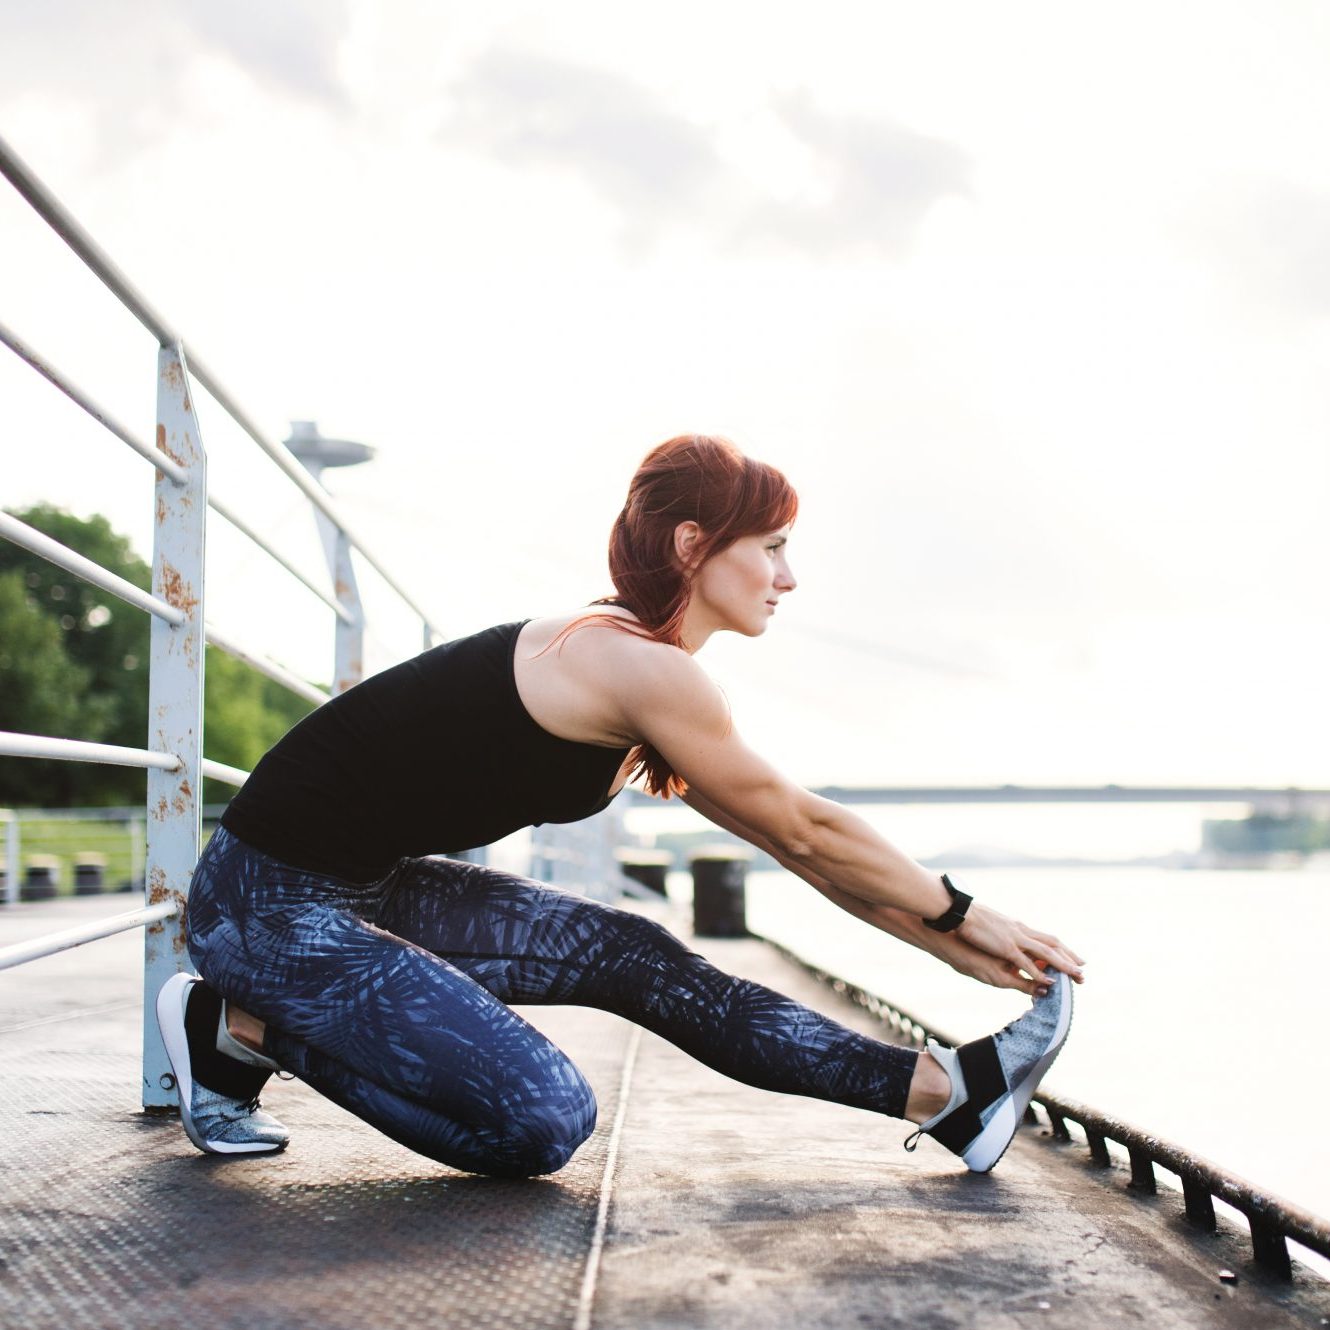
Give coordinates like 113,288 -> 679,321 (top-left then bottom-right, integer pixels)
155,972 -> 283,1156
961,969 -> 1074,1174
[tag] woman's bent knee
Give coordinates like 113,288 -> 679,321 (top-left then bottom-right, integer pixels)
498,1080 -> 599,1176
395,1061 -> 599,1178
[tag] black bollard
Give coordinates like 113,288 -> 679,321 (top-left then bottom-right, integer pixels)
21,856 -> 60,902
74,853 -> 107,895
614,848 -> 673,897
690,847 -> 751,938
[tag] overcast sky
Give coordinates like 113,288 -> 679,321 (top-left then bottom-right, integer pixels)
3,1 -> 1328,810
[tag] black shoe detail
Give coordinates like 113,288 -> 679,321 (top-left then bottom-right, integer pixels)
183,982 -> 272,1101
957,1037 -> 1007,1108
921,1038 -> 1008,1156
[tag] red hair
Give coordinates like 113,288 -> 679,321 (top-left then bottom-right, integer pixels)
550,434 -> 798,799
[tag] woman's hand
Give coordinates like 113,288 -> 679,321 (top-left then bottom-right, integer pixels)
810,887 -> 1085,998
947,902 -> 1085,995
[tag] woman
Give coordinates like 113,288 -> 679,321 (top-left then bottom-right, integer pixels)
157,434 -> 1084,1178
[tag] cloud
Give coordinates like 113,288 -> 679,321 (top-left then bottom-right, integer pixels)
177,0 -> 351,110
0,0 -> 351,163
743,88 -> 972,257
439,45 -> 726,245
440,47 -> 969,261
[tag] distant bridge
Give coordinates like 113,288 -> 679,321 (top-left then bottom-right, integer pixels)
622,785 -> 1330,814
803,786 -> 1330,815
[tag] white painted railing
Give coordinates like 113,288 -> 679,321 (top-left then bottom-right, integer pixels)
0,133 -> 445,1108
0,131 -> 631,1113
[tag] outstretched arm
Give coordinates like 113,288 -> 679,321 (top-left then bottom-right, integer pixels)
605,641 -> 1085,993
681,787 -> 1065,996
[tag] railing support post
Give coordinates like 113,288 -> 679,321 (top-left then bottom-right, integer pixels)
327,525 -> 364,695
286,425 -> 365,695
142,343 -> 207,1110
2,809 -> 19,906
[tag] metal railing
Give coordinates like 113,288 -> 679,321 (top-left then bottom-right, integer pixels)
766,939 -> 1330,1282
0,133 -> 446,1108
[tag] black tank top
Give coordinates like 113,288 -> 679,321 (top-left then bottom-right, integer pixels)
220,619 -> 631,883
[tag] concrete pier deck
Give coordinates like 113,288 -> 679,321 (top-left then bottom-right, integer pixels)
3,896 -> 1328,1329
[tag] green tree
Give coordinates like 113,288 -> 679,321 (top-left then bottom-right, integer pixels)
0,571 -> 103,805
202,646 -> 314,804
0,505 -> 316,808
0,505 -> 150,804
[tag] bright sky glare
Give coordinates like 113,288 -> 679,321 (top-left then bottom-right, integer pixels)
2,1 -> 1327,802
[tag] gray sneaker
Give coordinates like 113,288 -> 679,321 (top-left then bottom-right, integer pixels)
186,1083 -> 290,1153
905,967 -> 1073,1173
156,972 -> 289,1155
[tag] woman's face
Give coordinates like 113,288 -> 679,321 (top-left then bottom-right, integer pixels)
687,526 -> 797,640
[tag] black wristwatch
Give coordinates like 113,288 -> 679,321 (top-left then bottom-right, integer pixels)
923,873 -> 973,933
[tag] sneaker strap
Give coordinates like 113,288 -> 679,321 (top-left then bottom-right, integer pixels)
904,1039 -> 969,1153
907,1036 -> 1010,1156
216,1004 -> 281,1073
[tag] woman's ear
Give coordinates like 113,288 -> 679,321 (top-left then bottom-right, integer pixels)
672,520 -> 702,572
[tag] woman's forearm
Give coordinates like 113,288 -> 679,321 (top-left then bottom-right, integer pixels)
682,787 -> 1079,993
790,796 -> 952,920
685,788 -> 944,944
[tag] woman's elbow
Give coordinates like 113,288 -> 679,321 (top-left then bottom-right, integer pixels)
769,800 -> 828,864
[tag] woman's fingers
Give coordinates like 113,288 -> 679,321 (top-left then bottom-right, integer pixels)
1019,929 -> 1085,982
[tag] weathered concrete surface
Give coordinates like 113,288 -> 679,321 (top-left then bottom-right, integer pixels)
3,897 -> 1328,1330
596,936 -> 1330,1329
0,898 -> 625,1330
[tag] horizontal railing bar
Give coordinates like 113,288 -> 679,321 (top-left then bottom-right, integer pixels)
0,511 -> 184,625
207,492 -> 354,625
204,623 -> 331,706
762,937 -> 1330,1269
0,134 -> 179,347
0,320 -> 355,626
0,323 -> 356,629
0,901 -> 178,972
0,731 -> 181,771
0,319 -> 189,483
185,353 -> 444,636
201,758 -> 249,787
0,803 -> 230,822
0,132 -> 442,641
0,734 -> 247,788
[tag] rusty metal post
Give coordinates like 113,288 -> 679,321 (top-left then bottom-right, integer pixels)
142,343 -> 206,1110
1182,1178 -> 1216,1230
2,810 -> 18,906
1127,1147 -> 1158,1194
1250,1219 -> 1293,1279
284,422 -> 367,696
327,525 -> 364,694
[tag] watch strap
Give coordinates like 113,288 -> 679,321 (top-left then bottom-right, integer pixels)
923,873 -> 973,933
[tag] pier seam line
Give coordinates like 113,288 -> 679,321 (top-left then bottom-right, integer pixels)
574,1023 -> 642,1330
0,999 -> 140,1036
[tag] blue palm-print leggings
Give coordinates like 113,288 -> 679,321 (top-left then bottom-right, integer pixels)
187,825 -> 918,1177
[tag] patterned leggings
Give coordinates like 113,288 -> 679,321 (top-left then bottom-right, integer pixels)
187,826 -> 918,1177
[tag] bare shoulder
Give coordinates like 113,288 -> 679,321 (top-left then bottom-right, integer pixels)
522,608 -> 724,741
564,611 -> 713,687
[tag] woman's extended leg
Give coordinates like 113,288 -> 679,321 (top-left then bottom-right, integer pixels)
372,857 -> 921,1121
